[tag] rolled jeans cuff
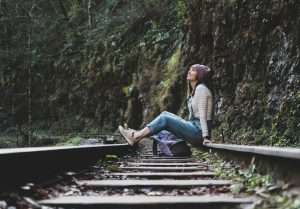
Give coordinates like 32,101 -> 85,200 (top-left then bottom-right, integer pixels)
146,125 -> 154,135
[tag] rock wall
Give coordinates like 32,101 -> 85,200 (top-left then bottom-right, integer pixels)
182,0 -> 300,145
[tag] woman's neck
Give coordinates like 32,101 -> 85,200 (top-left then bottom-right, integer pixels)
189,81 -> 196,98
190,80 -> 198,92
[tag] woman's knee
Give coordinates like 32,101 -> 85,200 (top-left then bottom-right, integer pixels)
159,111 -> 186,129
161,111 -> 170,116
161,111 -> 180,120
161,113 -> 176,124
157,114 -> 168,126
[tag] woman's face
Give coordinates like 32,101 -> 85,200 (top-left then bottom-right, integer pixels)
186,67 -> 198,81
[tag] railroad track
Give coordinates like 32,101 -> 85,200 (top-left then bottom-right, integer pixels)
1,138 -> 300,208
33,149 -> 254,209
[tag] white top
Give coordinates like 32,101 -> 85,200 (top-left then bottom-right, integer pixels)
188,84 -> 213,138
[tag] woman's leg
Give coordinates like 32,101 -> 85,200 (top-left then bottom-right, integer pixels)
134,111 -> 203,145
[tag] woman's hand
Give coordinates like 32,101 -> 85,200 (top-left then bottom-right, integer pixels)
202,136 -> 212,145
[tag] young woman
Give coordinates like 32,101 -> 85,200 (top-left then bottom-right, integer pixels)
118,64 -> 214,146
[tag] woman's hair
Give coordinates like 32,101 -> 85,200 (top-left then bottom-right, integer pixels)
187,64 -> 212,97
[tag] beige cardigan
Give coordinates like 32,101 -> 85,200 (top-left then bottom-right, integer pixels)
189,84 -> 213,138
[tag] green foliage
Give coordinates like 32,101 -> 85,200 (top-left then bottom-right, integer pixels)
271,91 -> 300,146
104,154 -> 119,161
275,197 -> 300,209
0,0 -> 186,139
162,47 -> 181,88
192,148 -> 274,194
176,0 -> 187,24
1,0 -> 298,151
0,135 -> 19,148
57,136 -> 83,146
99,154 -> 121,172
152,46 -> 183,111
249,90 -> 300,147
192,149 -> 299,209
105,164 -> 121,172
213,89 -> 300,147
68,1 -> 83,18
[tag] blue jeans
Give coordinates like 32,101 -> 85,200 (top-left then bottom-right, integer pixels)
145,111 -> 211,146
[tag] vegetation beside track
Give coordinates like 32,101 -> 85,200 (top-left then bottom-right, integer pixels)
192,148 -> 300,209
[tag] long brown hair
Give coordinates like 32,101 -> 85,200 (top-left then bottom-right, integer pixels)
187,64 -> 212,98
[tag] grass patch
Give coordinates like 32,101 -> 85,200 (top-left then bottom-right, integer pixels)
192,148 -> 300,209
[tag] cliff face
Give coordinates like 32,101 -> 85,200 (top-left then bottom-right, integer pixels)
128,0 -> 300,146
0,0 -> 299,146
182,0 -> 300,146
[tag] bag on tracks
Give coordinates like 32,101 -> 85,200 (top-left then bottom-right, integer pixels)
150,130 -> 191,157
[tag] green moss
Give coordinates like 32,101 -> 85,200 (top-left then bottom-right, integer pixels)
191,149 -> 299,209
243,81 -> 265,100
154,46 -> 182,108
164,47 -> 181,86
269,91 -> 300,146
176,0 -> 187,24
213,84 -> 299,147
68,2 -> 81,17
99,154 -> 121,172
56,136 -> 83,146
122,85 -> 131,97
226,0 -> 238,5
192,148 -> 274,194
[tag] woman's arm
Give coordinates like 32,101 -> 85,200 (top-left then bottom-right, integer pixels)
194,86 -> 209,139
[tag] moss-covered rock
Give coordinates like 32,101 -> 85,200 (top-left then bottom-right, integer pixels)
183,0 -> 300,147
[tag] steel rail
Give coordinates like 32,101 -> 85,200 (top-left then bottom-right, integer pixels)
0,144 -> 130,189
204,143 -> 300,160
203,143 -> 300,184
